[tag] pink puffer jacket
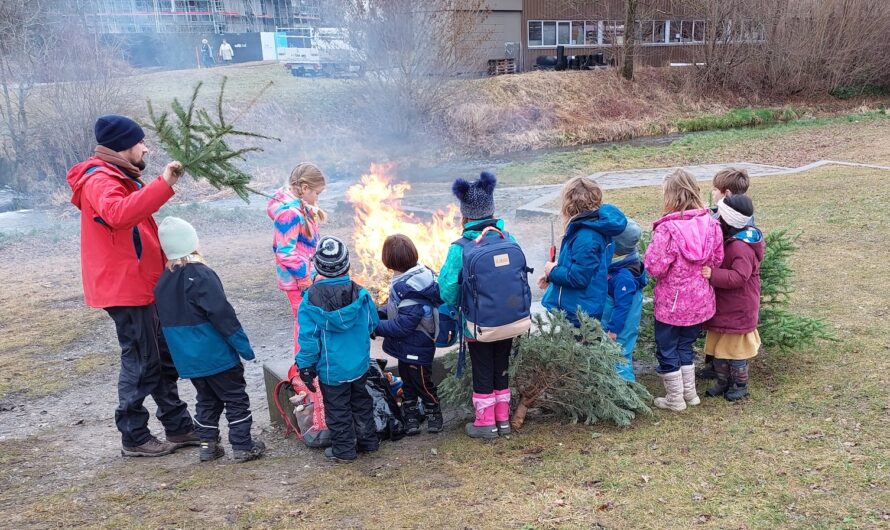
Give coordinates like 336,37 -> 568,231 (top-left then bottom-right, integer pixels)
644,208 -> 724,326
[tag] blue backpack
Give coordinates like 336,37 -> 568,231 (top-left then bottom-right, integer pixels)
435,303 -> 459,348
454,227 -> 532,376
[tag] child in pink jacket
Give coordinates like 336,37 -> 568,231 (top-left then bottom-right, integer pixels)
266,163 -> 327,354
644,169 -> 723,412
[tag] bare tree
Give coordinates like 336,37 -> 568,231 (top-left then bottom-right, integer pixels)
621,0 -> 639,80
339,0 -> 491,138
0,0 -> 55,189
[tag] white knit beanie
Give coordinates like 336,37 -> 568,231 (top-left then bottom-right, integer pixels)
158,217 -> 199,260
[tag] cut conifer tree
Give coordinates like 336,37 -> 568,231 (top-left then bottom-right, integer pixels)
439,311 -> 652,431
145,77 -> 278,202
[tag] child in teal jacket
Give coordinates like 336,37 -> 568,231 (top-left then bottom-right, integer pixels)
296,236 -> 380,462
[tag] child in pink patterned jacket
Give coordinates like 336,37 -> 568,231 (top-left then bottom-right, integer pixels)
644,169 -> 723,412
266,163 -> 327,354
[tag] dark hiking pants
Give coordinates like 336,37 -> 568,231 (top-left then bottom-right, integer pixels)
320,375 -> 378,459
191,364 -> 253,450
106,305 -> 193,447
398,361 -> 439,409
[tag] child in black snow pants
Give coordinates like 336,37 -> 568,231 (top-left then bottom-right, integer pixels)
154,217 -> 265,463
375,234 -> 443,435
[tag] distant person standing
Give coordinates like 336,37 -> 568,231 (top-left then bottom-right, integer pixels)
66,115 -> 200,457
219,39 -> 234,64
200,39 -> 215,68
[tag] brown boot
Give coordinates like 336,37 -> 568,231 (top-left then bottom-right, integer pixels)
121,437 -> 176,457
166,430 -> 202,449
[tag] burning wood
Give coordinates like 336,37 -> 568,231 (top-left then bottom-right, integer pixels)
346,164 -> 460,302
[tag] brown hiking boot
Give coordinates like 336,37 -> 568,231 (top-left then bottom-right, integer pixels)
166,431 -> 202,449
121,437 -> 176,457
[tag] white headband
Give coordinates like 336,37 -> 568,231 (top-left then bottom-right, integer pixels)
717,198 -> 752,229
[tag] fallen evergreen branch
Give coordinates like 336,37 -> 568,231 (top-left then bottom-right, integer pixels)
635,228 -> 834,358
439,311 -> 652,430
145,77 -> 279,202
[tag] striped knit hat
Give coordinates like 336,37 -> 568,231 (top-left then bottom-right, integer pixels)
313,236 -> 350,278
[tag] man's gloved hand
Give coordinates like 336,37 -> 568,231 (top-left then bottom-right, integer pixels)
299,366 -> 318,392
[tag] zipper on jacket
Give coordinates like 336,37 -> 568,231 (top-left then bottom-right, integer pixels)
671,290 -> 679,312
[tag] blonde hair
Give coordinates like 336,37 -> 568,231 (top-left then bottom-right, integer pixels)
287,162 -> 327,222
165,252 -> 205,271
560,176 -> 603,224
662,169 -> 705,214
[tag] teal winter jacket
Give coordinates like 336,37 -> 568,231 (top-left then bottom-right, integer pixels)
542,204 -> 627,325
296,275 -> 380,385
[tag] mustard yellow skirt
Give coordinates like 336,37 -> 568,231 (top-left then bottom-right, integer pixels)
704,330 -> 761,360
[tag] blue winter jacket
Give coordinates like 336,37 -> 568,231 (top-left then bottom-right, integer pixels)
154,262 -> 254,379
605,254 -> 648,335
296,275 -> 380,385
375,265 -> 441,366
542,204 -> 627,325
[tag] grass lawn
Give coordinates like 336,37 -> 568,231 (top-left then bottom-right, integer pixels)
497,110 -> 890,187
3,165 -> 888,529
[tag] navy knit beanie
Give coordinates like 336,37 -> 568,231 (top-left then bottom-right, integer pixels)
313,236 -> 350,278
452,171 -> 496,220
95,115 -> 145,152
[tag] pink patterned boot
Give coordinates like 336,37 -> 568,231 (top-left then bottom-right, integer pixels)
465,393 -> 498,439
494,389 -> 512,435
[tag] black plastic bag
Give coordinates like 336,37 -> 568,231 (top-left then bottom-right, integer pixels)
365,359 -> 406,441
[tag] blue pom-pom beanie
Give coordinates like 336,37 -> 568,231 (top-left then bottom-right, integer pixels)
95,115 -> 145,152
452,171 -> 497,220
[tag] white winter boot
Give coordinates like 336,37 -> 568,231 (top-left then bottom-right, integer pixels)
680,365 -> 701,406
653,370 -> 687,411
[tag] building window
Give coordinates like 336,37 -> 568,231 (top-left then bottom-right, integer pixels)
542,21 -> 557,46
557,21 -> 571,45
669,20 -> 682,42
571,21 -> 584,45
692,20 -> 705,42
585,21 -> 599,45
528,20 -> 542,46
654,20 -> 666,43
602,21 -> 624,46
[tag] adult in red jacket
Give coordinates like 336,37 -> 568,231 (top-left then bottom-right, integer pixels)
67,115 -> 199,457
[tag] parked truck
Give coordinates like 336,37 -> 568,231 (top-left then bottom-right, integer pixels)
276,27 -> 363,77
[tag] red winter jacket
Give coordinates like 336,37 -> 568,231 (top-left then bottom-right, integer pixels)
67,158 -> 174,308
705,235 -> 765,334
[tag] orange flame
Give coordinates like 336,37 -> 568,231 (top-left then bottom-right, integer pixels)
346,163 -> 460,301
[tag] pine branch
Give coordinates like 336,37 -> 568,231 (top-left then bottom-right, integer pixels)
144,77 -> 280,203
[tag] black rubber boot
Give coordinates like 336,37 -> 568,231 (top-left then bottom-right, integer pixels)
425,403 -> 443,433
199,440 -> 225,462
705,359 -> 731,397
402,400 -> 422,436
725,361 -> 749,402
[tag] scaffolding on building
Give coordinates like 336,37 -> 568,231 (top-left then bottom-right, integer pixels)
67,0 -> 321,34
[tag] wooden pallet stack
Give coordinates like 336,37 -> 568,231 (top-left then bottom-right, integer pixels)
488,58 -> 516,76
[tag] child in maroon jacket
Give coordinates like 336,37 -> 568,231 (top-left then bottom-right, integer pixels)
701,194 -> 765,401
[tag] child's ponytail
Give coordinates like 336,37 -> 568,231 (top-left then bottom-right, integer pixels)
287,162 -> 328,224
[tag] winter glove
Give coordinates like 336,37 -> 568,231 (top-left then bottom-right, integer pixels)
299,366 -> 317,393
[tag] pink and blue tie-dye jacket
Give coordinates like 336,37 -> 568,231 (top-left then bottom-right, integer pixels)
267,188 -> 321,292
644,208 -> 724,327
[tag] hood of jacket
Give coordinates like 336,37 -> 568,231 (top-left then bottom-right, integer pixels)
732,226 -> 764,247
67,158 -> 126,210
392,264 -> 441,306
608,254 -> 647,289
266,187 -> 298,220
566,204 -> 628,239
303,276 -> 371,332
654,208 -> 719,264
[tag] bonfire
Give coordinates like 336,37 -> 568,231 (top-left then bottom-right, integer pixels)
346,164 -> 460,302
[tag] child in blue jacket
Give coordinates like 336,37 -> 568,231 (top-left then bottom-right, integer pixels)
375,234 -> 443,436
296,236 -> 380,462
154,217 -> 265,463
540,176 -> 627,325
602,219 -> 647,382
